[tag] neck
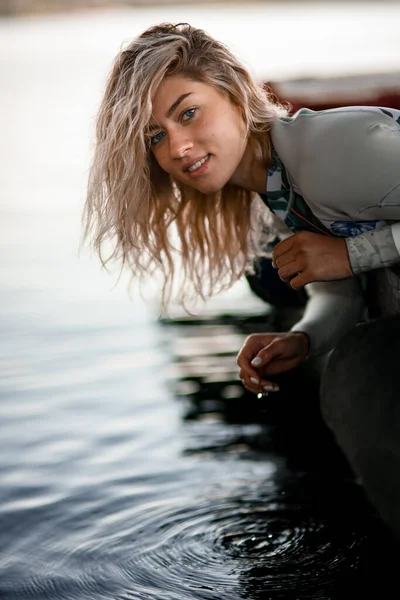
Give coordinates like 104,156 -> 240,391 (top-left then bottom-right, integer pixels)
228,135 -> 271,194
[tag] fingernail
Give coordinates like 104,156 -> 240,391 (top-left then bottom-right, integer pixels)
272,262 -> 277,269
251,357 -> 262,366
263,385 -> 280,392
250,377 -> 259,385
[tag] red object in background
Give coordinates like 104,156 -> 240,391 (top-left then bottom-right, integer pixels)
265,71 -> 400,114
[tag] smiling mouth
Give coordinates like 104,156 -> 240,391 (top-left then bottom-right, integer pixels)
185,154 -> 210,173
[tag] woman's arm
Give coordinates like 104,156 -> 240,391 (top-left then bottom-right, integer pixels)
272,224 -> 400,288
237,276 -> 366,394
272,232 -> 352,287
290,277 -> 366,356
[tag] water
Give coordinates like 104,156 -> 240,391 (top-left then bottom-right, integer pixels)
2,4 -> 400,599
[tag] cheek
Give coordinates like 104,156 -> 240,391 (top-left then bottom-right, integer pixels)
152,149 -> 168,170
218,112 -> 246,147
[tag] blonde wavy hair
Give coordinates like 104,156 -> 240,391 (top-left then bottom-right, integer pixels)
83,22 -> 289,310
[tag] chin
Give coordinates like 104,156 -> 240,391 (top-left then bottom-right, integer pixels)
194,177 -> 231,195
177,171 -> 231,196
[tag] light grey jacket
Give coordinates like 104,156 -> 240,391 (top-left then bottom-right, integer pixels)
268,105 -> 400,355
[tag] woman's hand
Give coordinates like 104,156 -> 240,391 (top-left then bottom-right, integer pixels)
272,231 -> 353,289
236,332 -> 310,395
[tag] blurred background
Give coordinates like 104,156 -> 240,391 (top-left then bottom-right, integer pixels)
1,2 -> 400,599
2,0 -> 400,15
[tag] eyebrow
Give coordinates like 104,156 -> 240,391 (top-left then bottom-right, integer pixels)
147,92 -> 193,133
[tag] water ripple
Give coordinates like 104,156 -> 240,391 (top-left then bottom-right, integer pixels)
1,471 -> 393,600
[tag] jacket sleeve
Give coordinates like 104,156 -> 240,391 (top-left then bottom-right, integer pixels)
290,277 -> 367,356
346,222 -> 400,274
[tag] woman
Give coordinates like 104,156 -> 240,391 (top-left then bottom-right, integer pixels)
83,21 -> 400,540
83,21 -> 399,389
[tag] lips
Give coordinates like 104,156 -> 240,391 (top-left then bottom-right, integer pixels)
184,154 -> 210,173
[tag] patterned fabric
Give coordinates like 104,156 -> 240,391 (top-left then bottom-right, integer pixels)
260,145 -> 334,238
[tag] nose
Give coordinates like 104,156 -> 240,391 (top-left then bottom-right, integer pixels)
169,128 -> 193,159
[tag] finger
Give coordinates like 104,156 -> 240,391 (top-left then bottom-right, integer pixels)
259,380 -> 280,392
274,253 -> 297,270
236,340 -> 263,365
241,375 -> 279,394
288,270 -> 313,289
237,359 -> 265,382
237,337 -> 274,379
239,367 -> 279,391
272,237 -> 294,264
250,340 -> 286,367
249,375 -> 280,392
240,376 -> 261,395
277,262 -> 301,282
238,366 -> 263,386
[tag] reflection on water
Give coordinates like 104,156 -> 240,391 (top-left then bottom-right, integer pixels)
2,5 -> 400,600
3,284 -> 398,600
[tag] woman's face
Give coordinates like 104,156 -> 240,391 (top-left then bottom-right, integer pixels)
148,74 -> 248,194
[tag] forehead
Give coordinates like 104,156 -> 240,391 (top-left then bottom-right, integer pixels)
151,74 -> 224,114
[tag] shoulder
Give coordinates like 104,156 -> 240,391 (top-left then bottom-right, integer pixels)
270,106 -> 400,216
271,105 -> 400,170
272,106 -> 400,136
276,105 -> 400,125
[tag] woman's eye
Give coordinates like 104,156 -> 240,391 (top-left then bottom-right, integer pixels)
182,108 -> 196,121
150,131 -> 165,146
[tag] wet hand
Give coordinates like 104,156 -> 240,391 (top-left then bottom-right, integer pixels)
236,332 -> 309,395
272,231 -> 353,289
